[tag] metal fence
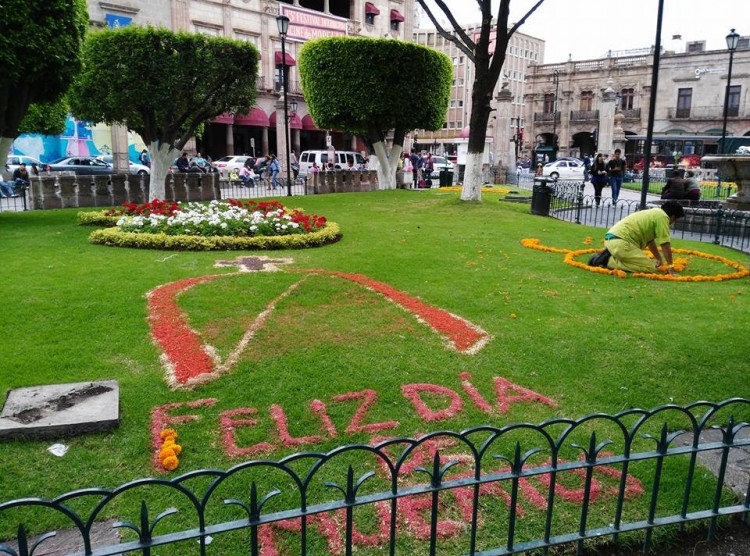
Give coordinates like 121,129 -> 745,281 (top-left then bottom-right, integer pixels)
1,400 -> 748,555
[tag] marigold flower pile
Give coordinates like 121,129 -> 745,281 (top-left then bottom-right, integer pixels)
111,199 -> 328,237
158,429 -> 182,471
521,238 -> 750,282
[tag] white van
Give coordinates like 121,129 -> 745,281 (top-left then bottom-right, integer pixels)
298,150 -> 366,176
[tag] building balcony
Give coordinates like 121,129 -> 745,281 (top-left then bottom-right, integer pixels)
570,110 -> 599,121
667,105 -> 743,120
533,112 -> 560,123
620,108 -> 641,119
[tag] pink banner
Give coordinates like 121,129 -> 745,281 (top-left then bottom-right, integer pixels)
282,5 -> 347,41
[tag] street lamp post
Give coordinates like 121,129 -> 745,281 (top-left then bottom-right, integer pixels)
276,14 -> 293,197
551,69 -> 560,161
718,28 -> 740,197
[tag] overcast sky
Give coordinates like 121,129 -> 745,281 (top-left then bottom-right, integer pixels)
417,0 -> 748,63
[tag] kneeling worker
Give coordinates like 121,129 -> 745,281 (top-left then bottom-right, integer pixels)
588,201 -> 685,274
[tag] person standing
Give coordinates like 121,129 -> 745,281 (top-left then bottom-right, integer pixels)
588,201 -> 685,274
423,153 -> 434,187
583,153 -> 591,182
590,153 -> 608,207
268,154 -> 281,190
409,149 -> 421,188
606,148 -> 626,203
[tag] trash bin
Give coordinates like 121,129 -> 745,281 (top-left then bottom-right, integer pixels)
439,169 -> 454,187
531,177 -> 554,216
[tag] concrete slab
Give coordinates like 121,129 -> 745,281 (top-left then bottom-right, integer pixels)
0,519 -> 121,556
0,380 -> 119,440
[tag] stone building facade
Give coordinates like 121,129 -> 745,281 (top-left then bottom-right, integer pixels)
86,0 -> 415,170
524,40 -> 750,166
412,25 -> 545,169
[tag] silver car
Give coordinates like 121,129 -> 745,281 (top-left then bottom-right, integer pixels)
96,155 -> 150,175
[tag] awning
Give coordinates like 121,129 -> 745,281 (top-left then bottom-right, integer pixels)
390,9 -> 405,22
301,114 -> 320,131
274,51 -> 296,66
213,113 -> 234,125
269,111 -> 303,130
365,2 -> 380,15
234,107 -> 269,127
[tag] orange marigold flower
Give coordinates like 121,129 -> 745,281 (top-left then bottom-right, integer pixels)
160,429 -> 178,441
161,455 -> 179,471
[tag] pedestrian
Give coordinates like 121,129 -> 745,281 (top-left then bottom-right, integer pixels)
583,153 -> 591,181
268,154 -> 281,189
683,170 -> 701,201
606,148 -> 627,203
409,149 -> 421,188
176,152 -> 191,173
535,163 -> 543,177
587,200 -> 685,274
11,163 -> 30,195
660,169 -> 686,200
589,153 -> 608,207
138,149 -> 150,167
290,151 -> 299,179
423,153 -> 434,187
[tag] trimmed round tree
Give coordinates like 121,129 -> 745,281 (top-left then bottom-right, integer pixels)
68,27 -> 259,201
0,0 -> 88,168
299,37 -> 451,189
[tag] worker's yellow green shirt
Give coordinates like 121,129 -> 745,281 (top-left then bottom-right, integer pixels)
606,208 -> 671,248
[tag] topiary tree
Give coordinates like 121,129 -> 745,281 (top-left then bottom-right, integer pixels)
0,0 -> 88,168
299,37 -> 451,189
68,27 -> 259,200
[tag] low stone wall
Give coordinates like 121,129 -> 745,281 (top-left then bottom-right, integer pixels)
304,170 -> 379,195
29,173 -> 221,210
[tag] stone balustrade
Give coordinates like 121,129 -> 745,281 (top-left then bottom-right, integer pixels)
29,173 -> 222,210
304,169 -> 380,195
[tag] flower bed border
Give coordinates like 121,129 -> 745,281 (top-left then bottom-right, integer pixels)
88,222 -> 341,250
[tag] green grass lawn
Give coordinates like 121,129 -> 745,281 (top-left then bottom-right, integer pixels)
1,190 -> 748,552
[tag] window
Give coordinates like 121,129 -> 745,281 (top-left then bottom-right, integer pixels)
365,13 -> 375,24
579,91 -> 594,111
676,88 -> 692,118
728,85 -> 741,117
620,88 -> 635,110
458,100 -> 463,107
543,93 -> 555,113
450,100 -> 456,108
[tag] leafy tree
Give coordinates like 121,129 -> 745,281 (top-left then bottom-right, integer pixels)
299,37 -> 451,189
417,0 -> 545,201
68,27 -> 260,200
18,98 -> 69,137
0,0 -> 87,167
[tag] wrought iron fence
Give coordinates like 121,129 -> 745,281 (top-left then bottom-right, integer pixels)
512,176 -> 750,253
1,400 -> 748,555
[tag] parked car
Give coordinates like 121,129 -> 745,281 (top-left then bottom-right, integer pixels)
298,150 -> 366,176
47,156 -> 115,175
428,156 -> 454,179
95,155 -> 150,175
542,159 -> 585,180
5,155 -> 50,174
214,155 -> 253,178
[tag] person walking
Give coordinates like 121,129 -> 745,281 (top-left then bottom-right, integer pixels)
587,201 -> 685,274
409,149 -> 421,188
268,154 -> 281,190
606,148 -> 627,203
589,153 -> 608,207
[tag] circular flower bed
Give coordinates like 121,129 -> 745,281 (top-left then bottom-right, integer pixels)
82,199 -> 340,250
521,238 -> 750,282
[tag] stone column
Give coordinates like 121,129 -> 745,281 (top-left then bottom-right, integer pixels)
495,85 -> 514,173
226,123 -> 234,156
262,127 -> 269,157
293,128 -> 301,155
612,111 -> 626,155
598,82 -> 617,156
110,124 -> 130,174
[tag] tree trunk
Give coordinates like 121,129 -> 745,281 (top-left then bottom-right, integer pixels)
460,70 -> 494,202
0,137 -> 14,170
371,140 -> 402,190
149,142 -> 177,201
